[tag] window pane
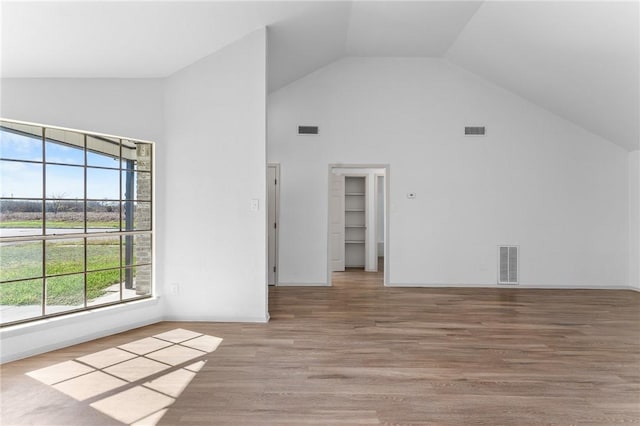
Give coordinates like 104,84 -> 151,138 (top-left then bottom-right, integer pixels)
87,167 -> 120,200
86,201 -> 120,233
45,238 -> 84,275
122,171 -> 151,201
122,233 -> 151,267
87,135 -> 120,168
45,200 -> 84,234
87,269 -> 121,307
87,236 -> 120,271
45,141 -> 84,165
0,123 -> 43,162
122,201 -> 151,231
87,152 -> 119,169
1,160 -> 42,198
0,279 -> 43,323
123,264 -> 151,300
45,274 -> 84,314
46,164 -> 84,199
45,128 -> 84,165
0,240 -> 43,282
0,200 -> 43,237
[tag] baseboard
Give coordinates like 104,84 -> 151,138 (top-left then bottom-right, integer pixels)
162,314 -> 270,323
385,282 -> 638,290
0,316 -> 162,364
516,284 -> 638,291
276,282 -> 330,287
386,282 -> 497,288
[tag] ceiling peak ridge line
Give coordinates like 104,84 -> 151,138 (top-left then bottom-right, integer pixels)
169,26 -> 267,80
268,56 -> 348,95
442,0 -> 486,59
442,58 -> 630,153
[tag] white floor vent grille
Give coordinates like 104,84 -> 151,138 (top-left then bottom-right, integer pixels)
498,245 -> 519,284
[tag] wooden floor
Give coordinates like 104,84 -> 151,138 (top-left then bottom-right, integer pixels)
1,265 -> 639,425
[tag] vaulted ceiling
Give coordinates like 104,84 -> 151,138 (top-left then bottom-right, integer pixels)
1,1 -> 638,150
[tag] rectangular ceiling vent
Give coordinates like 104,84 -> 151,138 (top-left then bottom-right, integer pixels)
465,126 -> 486,136
298,125 -> 319,135
498,245 -> 519,285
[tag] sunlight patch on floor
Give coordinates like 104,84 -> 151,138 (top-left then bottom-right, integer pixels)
25,328 -> 222,425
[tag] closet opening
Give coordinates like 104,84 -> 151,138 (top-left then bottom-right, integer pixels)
327,165 -> 388,286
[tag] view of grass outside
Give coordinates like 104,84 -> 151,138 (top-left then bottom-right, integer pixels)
0,238 -> 124,305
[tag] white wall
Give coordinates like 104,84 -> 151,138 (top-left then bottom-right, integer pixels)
268,57 -> 629,288
0,78 -> 165,362
0,79 -> 164,143
163,29 -> 268,321
630,151 -> 640,289
0,29 -> 269,361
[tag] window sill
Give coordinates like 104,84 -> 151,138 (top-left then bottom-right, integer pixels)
0,296 -> 161,338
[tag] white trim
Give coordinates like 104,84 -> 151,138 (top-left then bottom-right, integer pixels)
267,163 -> 280,286
385,282 -> 637,290
0,297 -> 160,337
373,176 -> 378,270
276,282 -> 331,287
327,164 -> 390,286
163,315 -> 270,323
1,316 -> 161,364
384,167 -> 390,287
0,117 -> 154,145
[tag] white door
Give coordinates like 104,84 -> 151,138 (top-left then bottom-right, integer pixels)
267,165 -> 279,285
329,172 -> 345,271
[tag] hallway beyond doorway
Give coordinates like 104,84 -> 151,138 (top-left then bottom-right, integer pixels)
332,257 -> 385,288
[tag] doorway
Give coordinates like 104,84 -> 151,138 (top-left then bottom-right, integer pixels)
327,164 -> 388,286
267,164 -> 280,285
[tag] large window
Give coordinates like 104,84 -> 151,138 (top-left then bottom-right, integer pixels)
0,119 -> 153,326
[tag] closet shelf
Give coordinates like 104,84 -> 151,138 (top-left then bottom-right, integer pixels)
345,192 -> 365,196
345,209 -> 365,212
345,240 -> 365,244
345,225 -> 366,228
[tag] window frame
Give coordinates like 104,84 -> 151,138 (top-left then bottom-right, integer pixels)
0,118 -> 155,327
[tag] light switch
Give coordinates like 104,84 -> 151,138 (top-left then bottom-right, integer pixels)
250,199 -> 259,211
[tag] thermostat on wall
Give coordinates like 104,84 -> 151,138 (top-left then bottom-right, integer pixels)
407,192 -> 416,199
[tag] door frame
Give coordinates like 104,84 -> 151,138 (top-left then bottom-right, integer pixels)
374,173 -> 385,273
329,172 -> 346,272
327,164 -> 390,286
267,163 -> 280,286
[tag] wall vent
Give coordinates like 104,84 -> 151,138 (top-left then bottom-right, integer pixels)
498,245 -> 519,284
298,125 -> 319,135
465,126 -> 486,136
